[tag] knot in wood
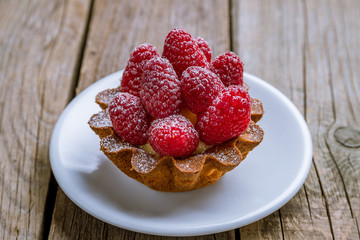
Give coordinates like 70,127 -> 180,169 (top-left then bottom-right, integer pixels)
334,126 -> 360,148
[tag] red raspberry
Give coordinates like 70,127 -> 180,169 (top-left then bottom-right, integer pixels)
181,66 -> 224,114
162,29 -> 208,77
195,37 -> 212,63
210,52 -> 244,87
196,86 -> 251,145
121,43 -> 159,97
108,92 -> 151,145
140,57 -> 182,118
149,115 -> 199,157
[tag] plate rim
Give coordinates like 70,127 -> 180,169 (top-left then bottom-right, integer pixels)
50,71 -> 313,236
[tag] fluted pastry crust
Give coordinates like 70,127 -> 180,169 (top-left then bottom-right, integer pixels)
89,87 -> 264,192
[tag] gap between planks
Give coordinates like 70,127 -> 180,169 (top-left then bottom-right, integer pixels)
41,0 -> 96,239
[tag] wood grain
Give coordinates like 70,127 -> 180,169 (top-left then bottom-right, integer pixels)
303,0 -> 360,238
233,0 -> 360,239
233,0 -> 311,238
0,0 -> 91,239
49,0 -> 233,239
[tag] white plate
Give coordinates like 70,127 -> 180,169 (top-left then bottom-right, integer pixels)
50,71 -> 312,237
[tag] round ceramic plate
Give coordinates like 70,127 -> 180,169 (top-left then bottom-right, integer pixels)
50,71 -> 312,237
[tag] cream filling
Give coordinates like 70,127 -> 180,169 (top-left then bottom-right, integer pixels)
140,140 -> 212,156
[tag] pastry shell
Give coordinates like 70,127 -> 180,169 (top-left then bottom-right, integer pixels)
89,87 -> 264,192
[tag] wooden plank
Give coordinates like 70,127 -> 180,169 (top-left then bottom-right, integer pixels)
49,0 -> 232,239
233,0 -> 360,239
0,0 -> 91,239
302,0 -> 360,238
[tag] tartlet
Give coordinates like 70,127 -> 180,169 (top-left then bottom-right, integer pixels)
89,86 -> 264,192
88,28 -> 264,192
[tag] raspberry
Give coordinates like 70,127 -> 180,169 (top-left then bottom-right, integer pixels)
109,92 -> 151,145
121,43 -> 159,97
149,115 -> 199,157
195,37 -> 212,63
181,66 -> 224,114
140,57 -> 182,118
210,52 -> 244,87
196,86 -> 251,145
162,29 -> 208,77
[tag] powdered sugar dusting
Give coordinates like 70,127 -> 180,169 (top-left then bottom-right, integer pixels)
251,98 -> 263,114
181,66 -> 224,114
149,115 -> 199,157
210,52 -> 244,87
195,37 -> 212,63
89,110 -> 112,128
239,122 -> 264,143
174,155 -> 205,172
121,43 -> 159,97
132,150 -> 159,173
96,87 -> 121,108
209,147 -> 241,165
140,57 -> 182,118
196,85 -> 251,145
100,135 -> 132,153
162,29 -> 208,77
109,92 -> 150,145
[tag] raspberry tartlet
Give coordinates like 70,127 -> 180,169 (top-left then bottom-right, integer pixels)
88,29 -> 264,192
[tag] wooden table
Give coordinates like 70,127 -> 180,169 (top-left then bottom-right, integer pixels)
1,0 -> 359,239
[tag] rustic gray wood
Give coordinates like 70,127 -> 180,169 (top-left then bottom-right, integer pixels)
0,0 -> 92,239
233,0 -> 360,239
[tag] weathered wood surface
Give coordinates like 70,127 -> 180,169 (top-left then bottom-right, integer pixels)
0,0 -> 92,239
233,0 -> 360,239
1,0 -> 359,239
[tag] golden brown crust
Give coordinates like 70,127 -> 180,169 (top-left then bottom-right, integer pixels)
95,86 -> 121,110
88,87 -> 264,192
251,98 -> 264,122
